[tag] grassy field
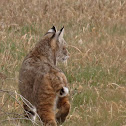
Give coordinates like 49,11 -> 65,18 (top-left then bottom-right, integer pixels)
0,0 -> 126,126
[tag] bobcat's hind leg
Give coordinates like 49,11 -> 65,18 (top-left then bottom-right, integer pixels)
37,96 -> 57,126
56,96 -> 70,124
23,103 -> 37,122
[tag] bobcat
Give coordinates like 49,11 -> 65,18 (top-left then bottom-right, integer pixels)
19,26 -> 70,126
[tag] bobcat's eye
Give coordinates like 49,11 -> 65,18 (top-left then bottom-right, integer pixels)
63,47 -> 66,50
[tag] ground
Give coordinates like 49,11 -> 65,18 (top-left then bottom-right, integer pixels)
0,0 -> 126,126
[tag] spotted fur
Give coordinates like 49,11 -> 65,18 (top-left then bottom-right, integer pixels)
19,26 -> 70,126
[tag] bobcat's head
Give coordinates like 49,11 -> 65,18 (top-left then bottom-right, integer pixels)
45,26 -> 69,64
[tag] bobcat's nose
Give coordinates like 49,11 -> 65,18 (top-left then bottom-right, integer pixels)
67,51 -> 70,57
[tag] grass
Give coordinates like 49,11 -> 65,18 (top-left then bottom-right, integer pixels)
0,0 -> 126,125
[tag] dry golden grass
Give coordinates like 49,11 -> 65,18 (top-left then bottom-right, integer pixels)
0,0 -> 126,126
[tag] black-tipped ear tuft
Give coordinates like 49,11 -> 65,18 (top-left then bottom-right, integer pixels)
60,26 -> 64,32
45,26 -> 57,36
52,26 -> 56,32
47,26 -> 57,33
58,26 -> 64,39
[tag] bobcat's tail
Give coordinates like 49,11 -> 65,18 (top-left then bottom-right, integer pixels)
59,87 -> 69,97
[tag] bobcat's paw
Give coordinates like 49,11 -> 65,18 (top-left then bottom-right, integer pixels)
45,120 -> 57,126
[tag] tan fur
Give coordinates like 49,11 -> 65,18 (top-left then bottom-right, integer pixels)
19,27 -> 70,126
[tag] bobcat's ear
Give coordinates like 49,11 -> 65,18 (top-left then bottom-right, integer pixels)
47,26 -> 57,33
58,26 -> 64,40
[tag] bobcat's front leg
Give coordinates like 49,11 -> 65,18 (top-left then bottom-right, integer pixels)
56,96 -> 70,124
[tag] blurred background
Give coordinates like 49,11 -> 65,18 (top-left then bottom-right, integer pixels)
0,0 -> 126,125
